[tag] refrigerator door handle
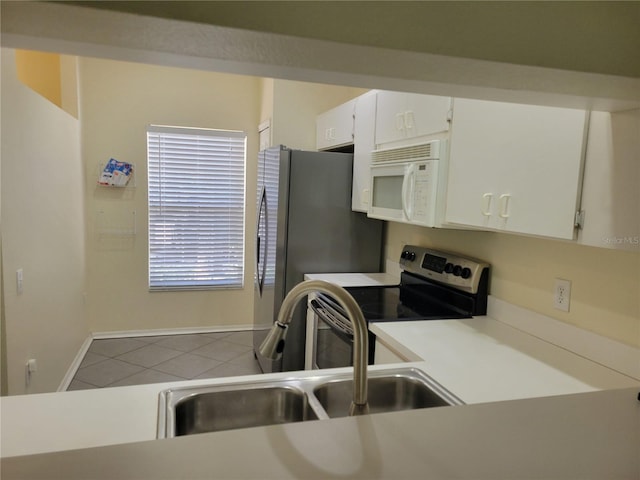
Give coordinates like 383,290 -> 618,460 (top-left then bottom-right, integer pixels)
256,186 -> 268,296
257,236 -> 261,264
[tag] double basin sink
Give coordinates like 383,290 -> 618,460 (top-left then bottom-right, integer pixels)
157,367 -> 463,438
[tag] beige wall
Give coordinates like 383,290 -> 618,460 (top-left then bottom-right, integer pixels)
81,60 -> 363,334
4,43 -> 636,392
1,48 -> 89,394
59,55 -> 79,118
14,50 -> 79,119
79,59 -> 365,334
385,225 -> 640,348
15,50 -> 62,108
0,51 -> 367,394
259,78 -> 274,130
270,80 -> 366,150
1,158 -> 6,396
80,57 -> 263,333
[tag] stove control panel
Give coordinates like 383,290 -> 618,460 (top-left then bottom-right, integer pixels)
399,245 -> 489,294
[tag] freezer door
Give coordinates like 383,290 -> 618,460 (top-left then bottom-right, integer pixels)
254,148 -> 383,373
279,150 -> 383,372
253,146 -> 286,373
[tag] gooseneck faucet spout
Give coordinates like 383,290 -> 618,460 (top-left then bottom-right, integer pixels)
259,280 -> 369,415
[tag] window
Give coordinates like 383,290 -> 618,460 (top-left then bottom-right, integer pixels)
147,125 -> 246,290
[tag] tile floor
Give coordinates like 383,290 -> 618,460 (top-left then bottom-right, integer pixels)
67,330 -> 262,391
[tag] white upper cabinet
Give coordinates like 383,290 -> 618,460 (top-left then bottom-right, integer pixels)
578,109 -> 639,251
352,91 -> 377,212
374,91 -> 451,147
445,98 -> 588,240
316,98 -> 356,150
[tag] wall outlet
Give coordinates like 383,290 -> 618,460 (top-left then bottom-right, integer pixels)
554,278 -> 571,312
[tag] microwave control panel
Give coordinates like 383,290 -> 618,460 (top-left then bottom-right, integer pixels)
410,161 -> 439,225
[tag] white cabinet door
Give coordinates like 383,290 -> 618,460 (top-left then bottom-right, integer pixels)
352,91 -> 377,212
406,93 -> 452,139
375,91 -> 451,146
578,109 -> 640,251
446,98 -> 588,240
316,99 -> 356,150
374,91 -> 409,145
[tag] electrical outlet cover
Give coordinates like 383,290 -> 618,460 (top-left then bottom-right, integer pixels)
554,278 -> 571,312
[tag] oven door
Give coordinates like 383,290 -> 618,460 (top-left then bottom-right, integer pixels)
311,300 -> 376,369
314,315 -> 354,370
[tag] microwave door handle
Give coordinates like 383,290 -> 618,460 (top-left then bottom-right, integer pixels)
401,164 -> 414,220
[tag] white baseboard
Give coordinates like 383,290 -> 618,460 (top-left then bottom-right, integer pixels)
57,335 -> 93,392
91,324 -> 255,340
487,296 -> 640,381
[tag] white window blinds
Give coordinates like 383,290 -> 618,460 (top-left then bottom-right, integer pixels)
147,125 -> 246,290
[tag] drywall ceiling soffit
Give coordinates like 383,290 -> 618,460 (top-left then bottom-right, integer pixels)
1,1 -> 639,112
55,0 -> 640,80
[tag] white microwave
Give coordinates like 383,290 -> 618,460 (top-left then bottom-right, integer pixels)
368,140 -> 447,227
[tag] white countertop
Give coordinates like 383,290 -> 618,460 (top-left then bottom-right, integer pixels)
3,268 -> 638,476
1,293 -> 638,459
370,318 -> 638,404
3,387 -> 640,479
304,272 -> 399,287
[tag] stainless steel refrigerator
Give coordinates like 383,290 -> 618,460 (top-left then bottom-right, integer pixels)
253,145 -> 383,373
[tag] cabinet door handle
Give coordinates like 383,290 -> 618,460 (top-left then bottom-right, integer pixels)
325,128 -> 337,141
481,193 -> 493,217
404,111 -> 415,132
499,194 -> 511,218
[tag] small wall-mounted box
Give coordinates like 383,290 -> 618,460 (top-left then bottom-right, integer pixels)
98,158 -> 134,187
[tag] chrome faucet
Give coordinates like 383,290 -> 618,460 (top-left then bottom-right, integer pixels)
259,279 -> 369,416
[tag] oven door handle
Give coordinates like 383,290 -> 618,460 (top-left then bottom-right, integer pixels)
309,298 -> 354,338
313,313 -> 357,346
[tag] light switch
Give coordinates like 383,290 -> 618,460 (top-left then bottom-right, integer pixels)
25,358 -> 37,387
16,268 -> 23,295
27,359 -> 37,373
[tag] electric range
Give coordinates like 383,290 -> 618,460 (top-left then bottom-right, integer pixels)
309,245 -> 490,369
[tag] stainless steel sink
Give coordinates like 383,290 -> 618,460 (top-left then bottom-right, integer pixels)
158,383 -> 319,437
157,368 -> 463,438
313,371 -> 458,418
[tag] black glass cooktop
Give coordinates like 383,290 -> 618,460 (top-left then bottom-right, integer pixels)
344,284 -> 469,322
